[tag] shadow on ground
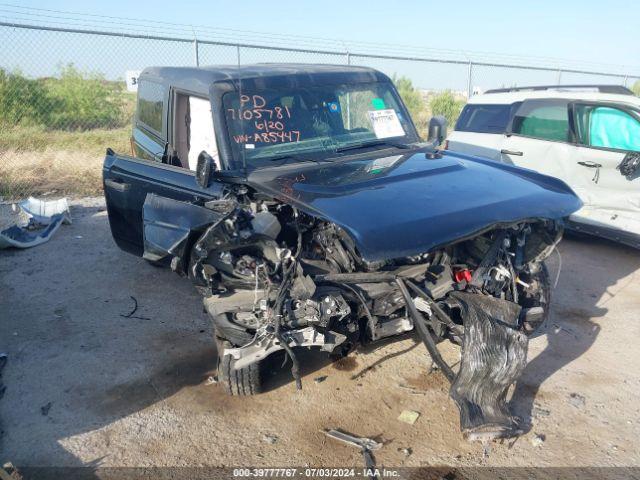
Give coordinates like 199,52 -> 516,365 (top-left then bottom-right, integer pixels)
1,203 -> 638,476
510,234 -> 640,428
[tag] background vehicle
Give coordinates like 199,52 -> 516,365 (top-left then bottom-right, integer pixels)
447,85 -> 640,248
104,65 -> 581,440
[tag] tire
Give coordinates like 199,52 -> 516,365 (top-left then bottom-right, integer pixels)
217,339 -> 263,396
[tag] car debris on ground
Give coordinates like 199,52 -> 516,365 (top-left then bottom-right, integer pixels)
568,392 -> 586,408
397,410 -> 421,425
262,433 -> 278,444
0,462 -> 19,480
530,433 -> 546,447
119,296 -> 150,321
0,197 -> 71,249
396,383 -> 428,395
397,447 -> 412,457
323,429 -> 382,473
532,404 -> 551,418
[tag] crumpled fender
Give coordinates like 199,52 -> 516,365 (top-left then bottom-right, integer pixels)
141,193 -> 225,265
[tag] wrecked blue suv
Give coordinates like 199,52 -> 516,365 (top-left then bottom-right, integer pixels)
103,64 -> 581,441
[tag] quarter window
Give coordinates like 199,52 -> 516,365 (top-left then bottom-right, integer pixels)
137,80 -> 165,134
455,104 -> 516,134
512,100 -> 570,142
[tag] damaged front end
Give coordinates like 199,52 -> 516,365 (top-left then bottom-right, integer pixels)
142,181 -> 564,441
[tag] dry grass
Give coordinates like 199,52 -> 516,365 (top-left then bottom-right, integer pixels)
0,125 -> 131,154
0,149 -> 106,198
0,126 -> 130,199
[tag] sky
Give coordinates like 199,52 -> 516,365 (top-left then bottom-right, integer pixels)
14,0 -> 639,68
3,0 -> 640,89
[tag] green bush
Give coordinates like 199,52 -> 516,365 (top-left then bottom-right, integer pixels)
0,65 -> 125,131
392,76 -> 467,136
0,69 -> 52,127
44,65 -> 124,130
632,80 -> 640,96
429,90 -> 466,129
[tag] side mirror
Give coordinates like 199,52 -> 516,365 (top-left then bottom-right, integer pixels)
618,152 -> 640,180
427,116 -> 448,146
196,151 -> 217,187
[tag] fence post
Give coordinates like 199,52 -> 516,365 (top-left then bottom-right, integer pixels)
557,68 -> 562,84
467,61 -> 473,98
624,75 -> 628,87
193,38 -> 200,66
346,52 -> 351,65
237,44 -> 241,67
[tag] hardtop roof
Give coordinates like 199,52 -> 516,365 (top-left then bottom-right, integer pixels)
138,63 -> 390,96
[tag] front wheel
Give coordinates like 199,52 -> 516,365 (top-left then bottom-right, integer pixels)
217,338 -> 263,396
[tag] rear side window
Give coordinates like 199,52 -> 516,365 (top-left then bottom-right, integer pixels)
512,100 -> 570,142
137,80 -> 165,134
455,104 -> 514,134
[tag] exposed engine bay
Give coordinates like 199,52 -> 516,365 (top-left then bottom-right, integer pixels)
142,185 -> 561,441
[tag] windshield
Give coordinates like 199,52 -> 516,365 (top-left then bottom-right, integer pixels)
223,81 -> 418,167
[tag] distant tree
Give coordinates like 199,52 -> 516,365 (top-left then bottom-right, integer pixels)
632,80 -> 640,96
392,75 -> 428,135
429,90 -> 466,128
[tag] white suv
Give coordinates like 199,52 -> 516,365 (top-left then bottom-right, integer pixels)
446,85 -> 640,248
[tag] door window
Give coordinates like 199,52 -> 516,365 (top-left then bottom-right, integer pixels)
575,105 -> 640,152
172,94 -> 220,171
187,96 -> 219,171
512,100 -> 570,142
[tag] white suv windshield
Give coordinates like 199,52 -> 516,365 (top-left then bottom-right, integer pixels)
223,82 -> 417,166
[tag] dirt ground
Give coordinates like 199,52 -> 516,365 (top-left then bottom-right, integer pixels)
1,197 -> 639,471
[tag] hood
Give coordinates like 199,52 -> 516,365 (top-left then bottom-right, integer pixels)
246,151 -> 582,261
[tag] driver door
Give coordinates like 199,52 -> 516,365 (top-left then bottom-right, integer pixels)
104,81 -> 223,256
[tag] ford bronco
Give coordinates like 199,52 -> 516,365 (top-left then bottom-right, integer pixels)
103,64 -> 581,440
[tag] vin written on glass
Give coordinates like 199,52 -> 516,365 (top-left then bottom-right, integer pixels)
227,94 -> 301,145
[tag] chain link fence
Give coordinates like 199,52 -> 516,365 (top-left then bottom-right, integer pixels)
1,21 -> 638,200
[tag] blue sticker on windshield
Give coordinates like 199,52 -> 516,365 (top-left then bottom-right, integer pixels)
372,98 -> 386,110
327,101 -> 341,113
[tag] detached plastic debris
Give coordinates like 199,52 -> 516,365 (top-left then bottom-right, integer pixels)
448,291 -> 528,442
0,197 -> 71,249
